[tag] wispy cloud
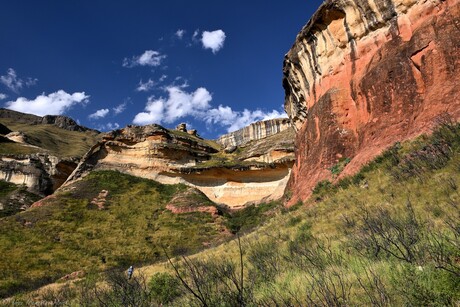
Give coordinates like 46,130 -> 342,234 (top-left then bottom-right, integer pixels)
123,50 -> 166,68
175,29 -> 185,39
96,122 -> 120,132
136,79 -> 156,92
88,108 -> 109,119
132,85 -> 286,132
0,93 -> 7,100
5,90 -> 89,116
0,68 -> 38,93
113,102 -> 127,115
201,30 -> 226,54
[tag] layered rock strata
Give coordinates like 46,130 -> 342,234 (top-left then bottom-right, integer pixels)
217,118 -> 291,148
64,124 -> 294,208
0,154 -> 78,195
283,0 -> 460,203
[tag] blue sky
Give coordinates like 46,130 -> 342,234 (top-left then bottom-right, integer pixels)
0,0 -> 323,138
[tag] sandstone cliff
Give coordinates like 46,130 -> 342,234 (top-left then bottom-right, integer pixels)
217,118 -> 291,148
283,0 -> 460,203
64,123 -> 295,208
0,154 -> 78,196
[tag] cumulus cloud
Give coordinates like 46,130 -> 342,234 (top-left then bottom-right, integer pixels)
0,93 -> 7,100
175,29 -> 185,39
5,90 -> 89,116
201,30 -> 226,53
133,86 -> 211,125
136,79 -> 156,92
113,102 -> 127,115
88,108 -> 109,119
123,50 -> 166,68
132,85 -> 286,132
0,68 -> 38,93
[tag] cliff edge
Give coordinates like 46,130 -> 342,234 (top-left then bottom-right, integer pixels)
283,0 -> 460,203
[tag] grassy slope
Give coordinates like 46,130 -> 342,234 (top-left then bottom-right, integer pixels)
6,125 -> 460,305
121,122 -> 460,306
0,181 -> 42,218
0,119 -> 100,158
0,171 -> 231,298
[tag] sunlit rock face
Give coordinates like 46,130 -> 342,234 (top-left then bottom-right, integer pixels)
0,154 -> 77,195
64,124 -> 295,208
283,0 -> 460,203
216,118 -> 291,148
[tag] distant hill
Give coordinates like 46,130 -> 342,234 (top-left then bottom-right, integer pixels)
0,108 -> 99,133
0,109 -> 101,158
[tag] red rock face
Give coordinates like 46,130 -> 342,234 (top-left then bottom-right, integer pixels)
283,0 -> 460,204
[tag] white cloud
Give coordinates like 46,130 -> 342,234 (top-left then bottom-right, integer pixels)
175,29 -> 185,39
113,102 -> 127,115
0,93 -> 7,100
94,122 -> 120,132
132,85 -> 286,132
89,108 -> 109,119
123,50 -> 166,68
26,78 -> 38,87
192,29 -> 200,42
5,90 -> 89,116
106,122 -> 120,130
0,69 -> 38,93
201,30 -> 226,54
136,79 -> 155,92
133,86 -> 211,125
159,75 -> 167,82
133,97 -> 165,125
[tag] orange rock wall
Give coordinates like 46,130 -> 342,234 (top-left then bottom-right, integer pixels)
283,0 -> 460,203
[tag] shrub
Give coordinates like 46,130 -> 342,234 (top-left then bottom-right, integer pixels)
149,272 -> 182,304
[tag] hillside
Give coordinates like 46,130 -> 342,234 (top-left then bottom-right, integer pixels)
11,112 -> 460,306
0,171 -> 231,297
63,123 -> 294,208
0,117 -> 100,158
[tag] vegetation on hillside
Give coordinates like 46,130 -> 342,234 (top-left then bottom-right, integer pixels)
0,181 -> 41,218
0,119 -> 100,157
24,118 -> 460,306
0,171 -> 227,298
0,170 -> 282,299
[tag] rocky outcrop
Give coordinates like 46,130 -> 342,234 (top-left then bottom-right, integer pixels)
217,118 -> 291,148
166,188 -> 220,218
0,108 -> 98,133
283,0 -> 460,203
0,154 -> 78,196
63,123 -> 294,208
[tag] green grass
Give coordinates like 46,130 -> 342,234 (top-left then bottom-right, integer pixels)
0,171 -> 229,298
137,121 -> 460,306
8,122 -> 460,305
0,119 -> 100,158
0,181 -> 42,218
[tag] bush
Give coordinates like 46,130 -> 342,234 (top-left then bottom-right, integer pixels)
149,272 -> 182,304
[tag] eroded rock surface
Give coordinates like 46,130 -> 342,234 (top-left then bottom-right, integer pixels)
283,0 -> 460,203
0,154 -> 78,195
64,123 -> 294,208
217,118 -> 291,148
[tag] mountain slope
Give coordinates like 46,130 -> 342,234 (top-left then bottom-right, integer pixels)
0,170 -> 232,298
